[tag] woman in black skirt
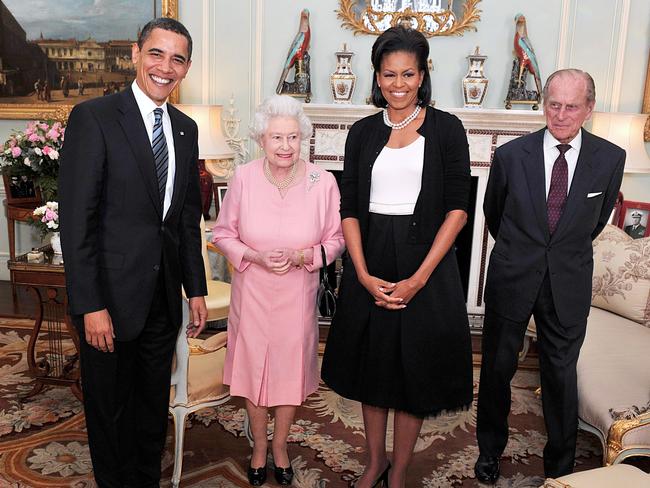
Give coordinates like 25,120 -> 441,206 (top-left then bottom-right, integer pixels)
321,26 -> 473,488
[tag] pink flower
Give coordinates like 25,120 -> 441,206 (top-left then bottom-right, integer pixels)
46,128 -> 60,141
10,146 -> 21,157
38,122 -> 49,131
28,133 -> 40,142
44,208 -> 58,222
42,146 -> 51,155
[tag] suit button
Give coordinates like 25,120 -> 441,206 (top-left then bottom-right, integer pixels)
153,264 -> 160,271
412,222 -> 417,226
160,225 -> 165,233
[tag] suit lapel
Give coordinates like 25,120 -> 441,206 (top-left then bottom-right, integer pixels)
521,129 -> 550,240
551,129 -> 595,240
165,105 -> 192,221
117,88 -> 162,218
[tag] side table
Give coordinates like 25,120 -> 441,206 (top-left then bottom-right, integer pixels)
3,199 -> 39,261
7,248 -> 82,401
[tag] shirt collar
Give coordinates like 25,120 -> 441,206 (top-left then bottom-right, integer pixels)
544,128 -> 582,153
131,80 -> 168,120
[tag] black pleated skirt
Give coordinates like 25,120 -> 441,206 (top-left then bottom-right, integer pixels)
321,213 -> 473,416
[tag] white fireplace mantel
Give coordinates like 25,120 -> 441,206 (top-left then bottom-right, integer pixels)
302,104 -> 547,319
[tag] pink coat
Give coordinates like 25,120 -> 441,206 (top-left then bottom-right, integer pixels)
212,159 -> 344,406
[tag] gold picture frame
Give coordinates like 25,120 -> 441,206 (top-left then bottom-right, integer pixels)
337,0 -> 482,38
0,0 -> 179,121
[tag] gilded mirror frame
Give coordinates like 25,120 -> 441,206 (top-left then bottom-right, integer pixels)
338,0 -> 482,38
0,0 -> 179,121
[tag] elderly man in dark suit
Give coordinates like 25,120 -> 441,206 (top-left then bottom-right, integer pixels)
624,210 -> 646,239
59,18 -> 207,488
474,69 -> 625,483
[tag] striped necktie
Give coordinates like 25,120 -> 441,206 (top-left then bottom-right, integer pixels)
152,108 -> 168,204
547,143 -> 571,235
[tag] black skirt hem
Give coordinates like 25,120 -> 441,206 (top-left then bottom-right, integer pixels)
324,379 -> 473,419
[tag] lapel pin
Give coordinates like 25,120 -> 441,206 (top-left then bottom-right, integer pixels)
179,131 -> 185,136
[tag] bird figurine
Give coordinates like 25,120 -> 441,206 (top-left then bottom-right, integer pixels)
513,13 -> 542,96
276,9 -> 311,95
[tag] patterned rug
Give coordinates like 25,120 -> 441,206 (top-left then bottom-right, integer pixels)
0,317 -> 641,487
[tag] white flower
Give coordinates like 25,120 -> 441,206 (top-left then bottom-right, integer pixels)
47,149 -> 59,160
23,157 -> 31,166
34,147 -> 42,156
46,220 -> 58,229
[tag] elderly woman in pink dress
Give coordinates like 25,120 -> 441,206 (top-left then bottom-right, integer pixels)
212,94 -> 344,487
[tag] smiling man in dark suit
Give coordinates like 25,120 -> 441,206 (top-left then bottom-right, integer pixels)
59,18 -> 207,488
474,69 -> 625,483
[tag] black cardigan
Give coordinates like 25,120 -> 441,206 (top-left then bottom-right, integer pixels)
339,105 -> 471,245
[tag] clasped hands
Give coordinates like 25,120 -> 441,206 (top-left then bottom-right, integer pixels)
253,248 -> 303,274
360,274 -> 424,310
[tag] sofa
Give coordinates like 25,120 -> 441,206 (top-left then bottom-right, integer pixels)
578,224 -> 650,466
526,224 -> 650,467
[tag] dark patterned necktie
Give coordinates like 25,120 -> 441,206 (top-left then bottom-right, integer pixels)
152,108 -> 168,204
547,143 -> 571,234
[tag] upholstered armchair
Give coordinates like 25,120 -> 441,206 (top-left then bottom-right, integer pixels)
170,217 -> 232,488
540,464 -> 650,487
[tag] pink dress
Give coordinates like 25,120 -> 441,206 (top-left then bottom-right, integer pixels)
212,159 -> 344,407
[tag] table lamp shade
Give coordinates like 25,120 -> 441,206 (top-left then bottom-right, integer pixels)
175,105 -> 235,160
590,112 -> 650,173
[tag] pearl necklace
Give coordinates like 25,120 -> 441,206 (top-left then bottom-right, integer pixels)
264,158 -> 297,189
383,105 -> 421,130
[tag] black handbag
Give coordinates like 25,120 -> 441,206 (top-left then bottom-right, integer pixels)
317,245 -> 337,318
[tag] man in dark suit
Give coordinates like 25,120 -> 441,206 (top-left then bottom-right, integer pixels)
474,69 -> 625,482
624,211 -> 646,239
59,18 -> 207,488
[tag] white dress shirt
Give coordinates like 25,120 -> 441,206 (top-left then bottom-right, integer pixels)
543,129 -> 582,199
131,81 -> 176,219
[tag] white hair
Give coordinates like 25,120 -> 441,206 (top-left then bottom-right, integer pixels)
250,95 -> 313,144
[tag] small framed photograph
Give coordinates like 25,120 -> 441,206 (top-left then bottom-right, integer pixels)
213,181 -> 228,216
2,174 -> 42,205
617,200 -> 650,239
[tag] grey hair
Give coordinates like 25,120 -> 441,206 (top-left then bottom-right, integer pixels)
250,95 -> 313,144
543,69 -> 596,104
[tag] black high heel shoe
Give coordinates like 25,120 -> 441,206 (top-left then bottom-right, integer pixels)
349,462 -> 391,488
247,463 -> 267,486
274,464 -> 294,485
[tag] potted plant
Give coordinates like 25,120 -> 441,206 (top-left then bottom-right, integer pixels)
0,120 -> 64,202
31,201 -> 61,254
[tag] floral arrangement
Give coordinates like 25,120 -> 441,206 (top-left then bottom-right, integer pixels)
31,201 -> 59,238
1,120 -> 64,201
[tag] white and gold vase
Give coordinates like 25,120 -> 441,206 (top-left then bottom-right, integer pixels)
462,46 -> 489,109
330,44 -> 357,104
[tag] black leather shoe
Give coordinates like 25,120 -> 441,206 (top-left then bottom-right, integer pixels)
247,463 -> 267,486
274,465 -> 294,485
474,454 -> 500,484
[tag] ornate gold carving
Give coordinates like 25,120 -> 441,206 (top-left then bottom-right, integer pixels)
605,411 -> 650,465
337,0 -> 482,38
0,0 -> 180,119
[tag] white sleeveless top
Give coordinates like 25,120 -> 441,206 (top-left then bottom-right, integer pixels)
369,136 -> 424,215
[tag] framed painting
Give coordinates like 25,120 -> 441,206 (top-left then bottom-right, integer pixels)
0,0 -> 179,120
2,173 -> 42,205
617,200 -> 650,240
213,181 -> 228,216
